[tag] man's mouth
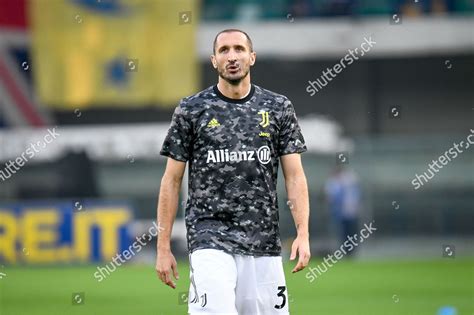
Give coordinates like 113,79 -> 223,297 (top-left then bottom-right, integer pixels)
227,65 -> 239,72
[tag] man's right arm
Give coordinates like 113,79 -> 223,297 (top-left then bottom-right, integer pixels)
155,157 -> 186,289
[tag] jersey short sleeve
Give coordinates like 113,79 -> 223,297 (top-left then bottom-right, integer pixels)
278,99 -> 307,156
160,102 -> 193,162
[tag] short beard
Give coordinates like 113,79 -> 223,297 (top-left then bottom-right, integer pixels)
218,68 -> 249,86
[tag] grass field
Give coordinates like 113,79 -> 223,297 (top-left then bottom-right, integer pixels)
0,259 -> 472,315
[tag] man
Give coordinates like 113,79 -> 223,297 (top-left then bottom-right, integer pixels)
156,29 -> 311,315
325,165 -> 361,256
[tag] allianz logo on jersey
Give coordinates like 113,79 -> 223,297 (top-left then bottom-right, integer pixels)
206,146 -> 271,164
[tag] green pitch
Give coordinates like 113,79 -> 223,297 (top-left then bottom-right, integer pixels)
0,259 -> 472,315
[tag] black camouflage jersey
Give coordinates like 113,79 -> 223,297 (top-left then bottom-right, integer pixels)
160,84 -> 307,256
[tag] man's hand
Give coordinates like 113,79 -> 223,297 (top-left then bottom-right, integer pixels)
156,250 -> 179,289
290,235 -> 311,273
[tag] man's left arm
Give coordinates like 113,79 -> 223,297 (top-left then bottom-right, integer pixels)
281,153 -> 311,273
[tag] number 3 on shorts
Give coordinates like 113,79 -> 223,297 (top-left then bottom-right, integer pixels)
274,286 -> 287,309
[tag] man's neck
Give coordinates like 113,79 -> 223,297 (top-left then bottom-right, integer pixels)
217,79 -> 252,100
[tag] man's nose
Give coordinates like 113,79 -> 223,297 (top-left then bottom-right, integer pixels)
227,51 -> 237,62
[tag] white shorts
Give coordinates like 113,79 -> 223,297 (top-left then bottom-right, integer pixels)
187,249 -> 290,315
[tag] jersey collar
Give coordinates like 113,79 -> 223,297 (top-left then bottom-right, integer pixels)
213,84 -> 255,104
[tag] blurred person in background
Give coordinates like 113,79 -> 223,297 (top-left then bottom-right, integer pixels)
325,165 -> 361,256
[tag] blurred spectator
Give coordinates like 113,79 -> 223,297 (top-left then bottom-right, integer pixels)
325,165 -> 361,256
289,0 -> 317,18
400,0 -> 454,16
322,0 -> 357,16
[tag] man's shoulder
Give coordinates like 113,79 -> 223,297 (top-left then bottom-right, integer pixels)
254,84 -> 291,104
179,85 -> 216,108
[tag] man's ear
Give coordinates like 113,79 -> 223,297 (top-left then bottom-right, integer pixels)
250,51 -> 256,66
210,55 -> 217,69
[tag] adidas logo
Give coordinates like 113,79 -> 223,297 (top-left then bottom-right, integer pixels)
207,118 -> 221,128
